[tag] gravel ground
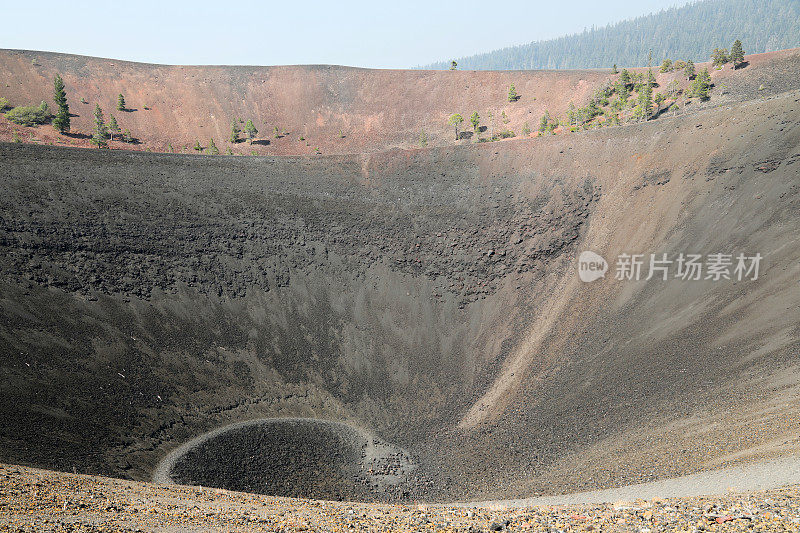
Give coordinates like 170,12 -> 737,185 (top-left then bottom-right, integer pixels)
2,463 -> 800,532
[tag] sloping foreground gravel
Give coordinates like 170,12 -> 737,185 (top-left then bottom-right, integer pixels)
467,456 -> 800,508
2,462 -> 800,532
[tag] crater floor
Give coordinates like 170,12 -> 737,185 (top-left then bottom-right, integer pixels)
154,418 -> 415,501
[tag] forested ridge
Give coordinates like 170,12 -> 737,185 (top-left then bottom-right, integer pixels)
422,0 -> 800,70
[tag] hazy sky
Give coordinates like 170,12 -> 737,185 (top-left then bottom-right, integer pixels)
3,0 -> 687,68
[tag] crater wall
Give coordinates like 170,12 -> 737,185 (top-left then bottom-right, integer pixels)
1,88 -> 799,501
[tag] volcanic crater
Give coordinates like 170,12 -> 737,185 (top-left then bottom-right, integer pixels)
0,49 -> 799,503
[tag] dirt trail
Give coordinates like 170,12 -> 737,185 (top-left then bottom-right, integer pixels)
462,455 -> 800,507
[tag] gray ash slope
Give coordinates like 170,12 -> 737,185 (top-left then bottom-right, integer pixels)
0,142 -> 595,501
1,81 -> 800,502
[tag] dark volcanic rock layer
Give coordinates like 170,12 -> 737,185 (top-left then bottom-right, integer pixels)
0,146 -> 594,305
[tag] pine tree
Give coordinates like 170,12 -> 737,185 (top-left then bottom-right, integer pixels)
684,60 -> 695,80
665,79 -> 681,98
53,74 -> 67,109
419,129 -> 428,147
91,104 -> 109,148
53,107 -> 70,134
508,83 -> 518,102
612,64 -> 619,74
470,111 -> 480,132
52,74 -> 70,134
636,69 -> 654,121
538,111 -> 550,134
618,83 -> 630,104
654,92 -> 666,114
38,101 -> 50,118
689,68 -> 712,99
522,122 -> 531,135
619,69 -> 631,87
244,120 -> 258,143
194,140 -> 202,151
117,94 -> 126,111
711,48 -> 729,68
700,68 -> 712,96
108,114 -> 120,141
273,126 -> 279,139
208,138 -> 219,155
449,60 -> 457,71
586,99 -> 601,121
730,39 -> 745,69
230,121 -> 240,143
660,59 -> 672,72
448,113 -> 464,140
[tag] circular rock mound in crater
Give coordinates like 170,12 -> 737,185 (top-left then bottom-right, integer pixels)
157,418 -> 413,501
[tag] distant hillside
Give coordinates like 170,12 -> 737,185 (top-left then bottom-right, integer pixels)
0,49 -> 613,155
423,0 -> 800,70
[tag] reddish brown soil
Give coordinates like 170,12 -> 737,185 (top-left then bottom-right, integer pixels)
2,48 -> 797,155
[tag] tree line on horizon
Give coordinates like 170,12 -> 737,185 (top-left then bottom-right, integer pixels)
423,0 -> 799,70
